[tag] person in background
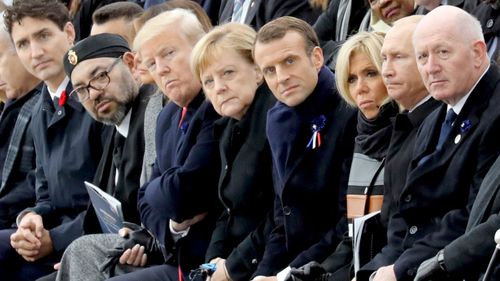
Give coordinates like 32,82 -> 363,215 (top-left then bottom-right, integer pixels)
218,0 -> 318,30
90,1 -> 144,48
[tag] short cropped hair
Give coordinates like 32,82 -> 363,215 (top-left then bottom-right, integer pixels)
254,16 -> 319,57
4,0 -> 70,34
191,22 -> 256,81
335,31 -> 385,107
133,8 -> 205,52
133,0 -> 212,33
92,2 -> 143,25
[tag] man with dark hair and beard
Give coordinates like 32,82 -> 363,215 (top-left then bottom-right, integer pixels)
63,33 -> 152,231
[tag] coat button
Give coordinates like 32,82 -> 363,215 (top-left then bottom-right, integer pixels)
283,206 -> 291,215
224,165 -> 228,170
57,110 -> 62,116
487,19 -> 494,28
226,208 -> 231,215
404,194 -> 412,202
251,258 -> 258,265
409,225 -> 418,235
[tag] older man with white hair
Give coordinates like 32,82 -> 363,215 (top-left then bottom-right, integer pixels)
369,5 -> 500,281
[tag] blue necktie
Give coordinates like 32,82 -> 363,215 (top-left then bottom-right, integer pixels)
232,0 -> 244,22
436,109 -> 457,151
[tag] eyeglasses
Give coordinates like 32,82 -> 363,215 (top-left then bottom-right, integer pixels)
70,56 -> 122,103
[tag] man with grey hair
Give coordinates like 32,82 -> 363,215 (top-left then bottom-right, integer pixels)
368,5 -> 500,281
0,14 -> 41,230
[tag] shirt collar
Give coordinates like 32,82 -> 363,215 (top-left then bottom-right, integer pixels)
409,95 -> 432,113
447,64 -> 490,115
115,109 -> 132,138
47,76 -> 70,101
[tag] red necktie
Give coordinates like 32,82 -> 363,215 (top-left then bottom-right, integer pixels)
178,107 -> 187,128
58,90 -> 67,107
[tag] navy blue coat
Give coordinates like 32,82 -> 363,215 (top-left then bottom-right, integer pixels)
363,64 -> 500,281
138,92 -> 221,270
253,66 -> 357,276
26,84 -> 109,252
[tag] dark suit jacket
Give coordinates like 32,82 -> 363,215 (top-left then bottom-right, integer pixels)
137,92 -> 221,270
253,66 -> 357,277
218,0 -> 316,29
362,64 -> 500,281
206,86 -> 276,281
0,87 -> 41,229
83,86 -> 153,233
474,3 -> 500,63
26,83 -> 110,252
440,153 -> 500,281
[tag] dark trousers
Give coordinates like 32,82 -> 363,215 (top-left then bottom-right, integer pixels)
0,228 -> 56,281
106,264 -> 197,281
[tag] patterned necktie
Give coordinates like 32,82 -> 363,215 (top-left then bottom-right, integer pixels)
436,109 -> 457,151
232,0 -> 244,23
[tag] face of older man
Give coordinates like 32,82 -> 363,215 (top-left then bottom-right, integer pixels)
382,19 -> 427,109
70,56 -> 137,125
369,0 -> 415,24
253,31 -> 323,107
413,10 -> 486,106
139,29 -> 201,107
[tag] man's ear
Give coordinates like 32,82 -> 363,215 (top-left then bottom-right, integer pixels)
311,46 -> 324,71
122,52 -> 136,71
63,22 -> 76,45
254,64 -> 264,85
471,40 -> 487,69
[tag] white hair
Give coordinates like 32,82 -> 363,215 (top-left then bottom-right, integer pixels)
133,8 -> 205,52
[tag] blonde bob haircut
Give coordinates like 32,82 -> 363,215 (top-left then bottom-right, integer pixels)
335,31 -> 385,107
190,22 -> 257,82
133,8 -> 205,52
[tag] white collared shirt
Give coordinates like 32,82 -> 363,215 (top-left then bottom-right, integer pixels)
48,76 -> 70,102
447,64 -> 490,116
114,109 -> 132,185
409,95 -> 432,113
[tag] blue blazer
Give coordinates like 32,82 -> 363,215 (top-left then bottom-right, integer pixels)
26,83 -> 110,252
253,67 -> 357,276
138,92 -> 221,270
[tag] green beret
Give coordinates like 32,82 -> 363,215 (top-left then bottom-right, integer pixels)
64,33 -> 130,77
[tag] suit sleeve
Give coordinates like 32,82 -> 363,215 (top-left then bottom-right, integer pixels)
205,211 -> 231,261
443,213 -> 499,277
225,211 -> 275,281
252,195 -> 291,277
313,0 -> 338,43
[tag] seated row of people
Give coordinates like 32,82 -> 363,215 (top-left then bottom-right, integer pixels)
0,1 -> 500,281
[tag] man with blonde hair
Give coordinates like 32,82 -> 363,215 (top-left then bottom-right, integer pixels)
105,8 -> 221,281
